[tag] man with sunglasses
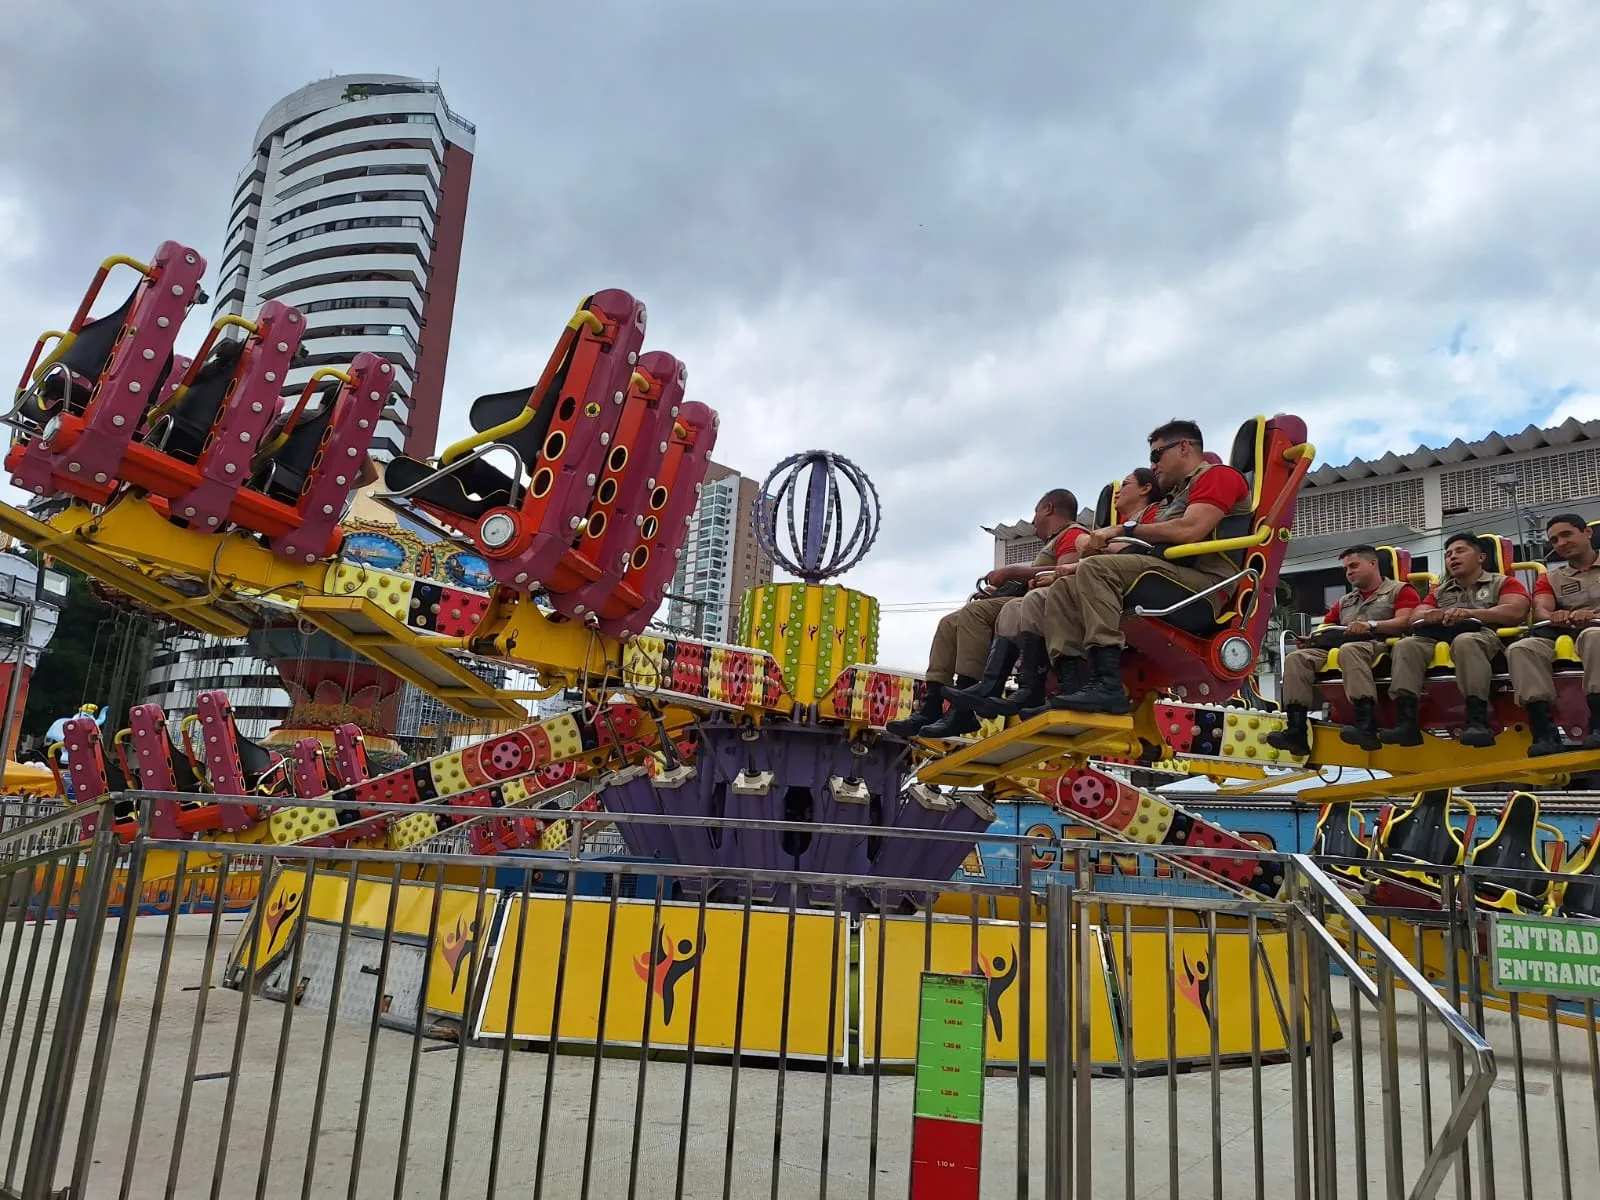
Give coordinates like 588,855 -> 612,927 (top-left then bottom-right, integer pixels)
1033,419 -> 1253,715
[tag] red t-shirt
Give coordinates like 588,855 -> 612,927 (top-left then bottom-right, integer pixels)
1534,575 -> 1554,598
1045,524 -> 1089,564
1421,575 -> 1529,607
1325,584 -> 1421,624
1183,465 -> 1250,515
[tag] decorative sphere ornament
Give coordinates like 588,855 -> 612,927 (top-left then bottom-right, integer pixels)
755,451 -> 881,582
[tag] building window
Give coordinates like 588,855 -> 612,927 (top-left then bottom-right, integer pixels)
1292,477 -> 1426,537
1440,447 -> 1600,513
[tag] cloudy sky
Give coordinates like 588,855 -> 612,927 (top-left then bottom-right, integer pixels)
5,0 -> 1600,668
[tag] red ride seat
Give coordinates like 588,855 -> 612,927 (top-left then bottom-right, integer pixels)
1116,414 -> 1313,701
380,291 -> 648,591
8,243 -> 207,504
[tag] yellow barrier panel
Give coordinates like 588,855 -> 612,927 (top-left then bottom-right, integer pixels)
475,896 -> 848,1061
860,914 -> 1309,1069
859,914 -> 1116,1067
231,868 -> 492,1017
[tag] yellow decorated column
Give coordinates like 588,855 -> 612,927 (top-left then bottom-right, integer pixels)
738,582 -> 880,705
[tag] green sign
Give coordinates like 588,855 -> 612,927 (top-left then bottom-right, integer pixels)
1491,915 -> 1600,997
913,973 -> 988,1123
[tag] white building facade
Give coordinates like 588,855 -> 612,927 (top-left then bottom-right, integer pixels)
213,74 -> 475,462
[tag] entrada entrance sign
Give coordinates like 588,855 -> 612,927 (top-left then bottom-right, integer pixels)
1491,915 -> 1600,998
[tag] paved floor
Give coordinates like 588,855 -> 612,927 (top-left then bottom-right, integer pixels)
0,914 -> 1595,1198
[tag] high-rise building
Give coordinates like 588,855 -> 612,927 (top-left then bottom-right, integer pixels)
664,462 -> 774,642
212,74 -> 475,461
140,76 -> 475,736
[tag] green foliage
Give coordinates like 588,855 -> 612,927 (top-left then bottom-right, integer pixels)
20,567 -> 113,736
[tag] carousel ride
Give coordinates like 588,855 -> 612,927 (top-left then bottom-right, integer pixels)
6,239 -> 1600,933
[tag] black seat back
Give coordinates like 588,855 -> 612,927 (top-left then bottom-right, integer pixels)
1094,482 -> 1114,527
1558,836 -> 1600,919
257,378 -> 342,503
23,292 -> 140,422
1383,789 -> 1462,866
1311,802 -> 1367,860
158,338 -> 245,460
1213,417 -> 1264,566
467,384 -> 561,468
1472,792 -> 1547,905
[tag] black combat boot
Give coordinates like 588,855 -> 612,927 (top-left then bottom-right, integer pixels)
886,680 -> 946,738
1049,644 -> 1131,715
1379,693 -> 1424,746
1526,700 -> 1567,756
1338,698 -> 1382,751
1022,655 -> 1085,719
1266,704 -> 1312,756
942,638 -> 1021,713
1458,696 -> 1496,748
1585,693 -> 1600,750
988,634 -> 1051,717
918,676 -> 982,739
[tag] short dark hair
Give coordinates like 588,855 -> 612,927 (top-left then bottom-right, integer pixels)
1147,419 -> 1204,449
1445,532 -> 1489,556
1037,488 -> 1078,517
1339,544 -> 1379,562
1547,512 -> 1589,534
1126,466 -> 1166,502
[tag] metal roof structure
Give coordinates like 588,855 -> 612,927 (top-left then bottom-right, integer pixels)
1305,417 -> 1600,488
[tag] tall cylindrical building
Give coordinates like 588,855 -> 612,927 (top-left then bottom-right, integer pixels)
141,76 -> 476,740
212,74 -> 475,461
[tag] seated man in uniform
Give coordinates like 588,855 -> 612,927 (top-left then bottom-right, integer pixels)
886,488 -> 1083,738
1266,545 -> 1420,754
942,467 -> 1164,722
1034,420 -> 1253,715
1380,532 -> 1530,748
1508,513 -> 1600,754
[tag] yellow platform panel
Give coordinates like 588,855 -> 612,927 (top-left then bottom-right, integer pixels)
916,709 -> 1141,787
296,596 -> 528,721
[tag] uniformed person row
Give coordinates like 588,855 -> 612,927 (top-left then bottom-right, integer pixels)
1268,514 -> 1600,755
888,419 -> 1252,738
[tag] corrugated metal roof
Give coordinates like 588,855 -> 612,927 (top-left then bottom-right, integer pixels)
985,509 -> 1096,541
1306,417 -> 1600,488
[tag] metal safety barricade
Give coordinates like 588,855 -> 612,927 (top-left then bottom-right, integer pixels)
0,793 -> 1505,1199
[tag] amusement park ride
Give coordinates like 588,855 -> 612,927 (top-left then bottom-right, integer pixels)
7,239 -> 1600,924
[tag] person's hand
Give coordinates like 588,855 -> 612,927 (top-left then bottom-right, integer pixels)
1440,608 -> 1472,626
1347,620 -> 1371,636
1081,526 -> 1117,556
1029,570 -> 1055,589
1570,608 -> 1597,626
983,569 -> 1007,589
1413,609 -> 1444,627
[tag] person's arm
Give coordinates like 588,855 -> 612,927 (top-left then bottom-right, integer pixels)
1531,575 -> 1567,625
1348,586 -> 1421,637
983,565 -> 1042,587
1083,501 -> 1227,554
1409,591 -> 1444,627
1465,579 -> 1530,627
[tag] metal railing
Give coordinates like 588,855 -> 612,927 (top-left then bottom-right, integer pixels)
0,794 -> 1515,1198
1045,848 -> 1497,1200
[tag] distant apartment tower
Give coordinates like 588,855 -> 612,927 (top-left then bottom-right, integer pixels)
142,77 -> 474,736
212,74 -> 475,461
665,462 -> 774,641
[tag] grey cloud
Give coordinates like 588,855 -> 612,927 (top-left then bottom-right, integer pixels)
5,1 -> 1600,668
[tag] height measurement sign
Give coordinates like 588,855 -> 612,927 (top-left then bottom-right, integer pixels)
910,972 -> 987,1199
1491,915 -> 1600,998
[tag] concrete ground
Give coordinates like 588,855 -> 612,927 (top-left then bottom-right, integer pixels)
0,914 -> 1595,1198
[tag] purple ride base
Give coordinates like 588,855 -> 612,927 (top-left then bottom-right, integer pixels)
597,724 -> 987,909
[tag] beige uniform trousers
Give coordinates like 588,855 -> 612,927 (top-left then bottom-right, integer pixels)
1506,627 -> 1600,702
1280,641 -> 1383,707
995,588 -> 1051,639
927,595 -> 1013,684
1042,554 -> 1230,659
1389,630 -> 1503,700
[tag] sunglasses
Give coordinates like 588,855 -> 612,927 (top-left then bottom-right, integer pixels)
1149,440 -> 1183,464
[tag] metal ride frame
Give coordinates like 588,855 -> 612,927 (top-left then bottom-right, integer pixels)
0,793 -> 1536,1200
